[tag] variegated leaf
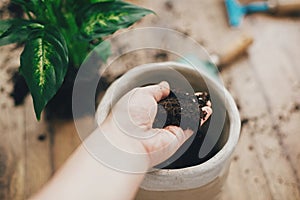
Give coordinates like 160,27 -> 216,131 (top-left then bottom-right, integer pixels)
0,20 -> 44,46
77,1 -> 153,40
20,27 -> 69,119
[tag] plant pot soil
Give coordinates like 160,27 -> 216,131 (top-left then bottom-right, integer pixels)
96,62 -> 241,200
153,89 -> 214,169
154,90 -> 210,129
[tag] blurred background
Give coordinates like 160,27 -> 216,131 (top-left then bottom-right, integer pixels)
0,0 -> 300,199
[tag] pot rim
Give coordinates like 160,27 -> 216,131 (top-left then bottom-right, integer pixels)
97,61 -> 241,190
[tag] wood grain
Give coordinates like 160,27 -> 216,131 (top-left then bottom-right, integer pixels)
24,99 -> 52,199
0,45 -> 25,200
50,120 -> 81,171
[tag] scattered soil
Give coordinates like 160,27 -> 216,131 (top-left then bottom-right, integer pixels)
153,88 -> 215,169
154,52 -> 169,61
272,124 -> 279,131
293,103 -> 300,112
241,118 -> 249,127
7,3 -> 23,18
164,1 -> 174,11
248,145 -> 254,151
233,155 -> 239,161
10,72 -> 29,106
37,134 -> 47,142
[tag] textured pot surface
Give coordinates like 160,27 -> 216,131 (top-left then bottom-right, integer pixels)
97,62 -> 241,200
136,167 -> 230,200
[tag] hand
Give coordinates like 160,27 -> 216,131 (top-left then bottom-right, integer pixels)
29,81 -> 210,200
100,81 -> 194,168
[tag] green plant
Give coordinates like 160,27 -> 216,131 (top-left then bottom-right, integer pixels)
0,0 -> 152,120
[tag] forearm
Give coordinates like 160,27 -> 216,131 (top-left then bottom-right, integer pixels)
29,128 -> 147,200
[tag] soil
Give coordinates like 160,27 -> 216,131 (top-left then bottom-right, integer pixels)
153,90 -> 210,130
10,72 -> 29,106
153,88 -> 216,169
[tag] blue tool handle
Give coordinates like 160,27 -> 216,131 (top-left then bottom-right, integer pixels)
244,2 -> 270,13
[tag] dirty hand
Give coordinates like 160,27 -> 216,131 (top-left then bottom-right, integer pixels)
100,81 -> 194,168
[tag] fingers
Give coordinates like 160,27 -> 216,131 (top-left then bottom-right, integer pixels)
147,126 -> 194,166
142,81 -> 170,102
165,126 -> 194,147
200,106 -> 213,126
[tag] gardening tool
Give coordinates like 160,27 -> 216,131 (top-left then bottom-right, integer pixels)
178,33 -> 254,77
211,33 -> 253,67
225,0 -> 300,27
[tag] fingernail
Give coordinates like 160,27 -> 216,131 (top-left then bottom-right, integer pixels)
185,129 -> 194,137
159,81 -> 169,90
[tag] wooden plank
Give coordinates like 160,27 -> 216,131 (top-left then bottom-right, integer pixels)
50,120 -> 82,171
280,111 -> 300,182
221,59 -> 274,200
0,31 -> 52,200
0,45 -> 25,200
221,132 -> 273,200
219,16 -> 300,200
244,16 -> 300,199
24,98 -> 52,199
0,5 -> 26,199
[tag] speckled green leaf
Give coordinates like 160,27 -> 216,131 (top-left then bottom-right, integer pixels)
20,27 -> 69,120
77,1 -> 153,40
0,20 -> 44,46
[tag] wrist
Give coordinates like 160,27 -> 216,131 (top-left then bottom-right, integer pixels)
86,117 -> 151,173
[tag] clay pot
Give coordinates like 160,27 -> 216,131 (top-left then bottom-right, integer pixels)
97,62 -> 241,200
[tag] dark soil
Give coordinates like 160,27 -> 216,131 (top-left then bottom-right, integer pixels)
153,90 -> 210,130
7,3 -> 24,18
10,72 -> 29,106
241,118 -> 249,128
293,103 -> 300,112
153,89 -> 215,169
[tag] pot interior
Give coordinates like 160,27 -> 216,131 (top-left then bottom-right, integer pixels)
104,63 -> 230,169
154,66 -> 229,169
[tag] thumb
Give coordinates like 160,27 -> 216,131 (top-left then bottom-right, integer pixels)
141,81 -> 170,102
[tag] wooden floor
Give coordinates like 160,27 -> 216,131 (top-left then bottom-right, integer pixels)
0,0 -> 300,199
